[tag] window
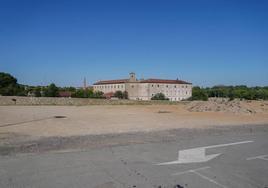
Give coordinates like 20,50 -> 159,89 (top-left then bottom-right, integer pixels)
131,85 -> 134,88
157,85 -> 159,87
166,85 -> 168,88
174,85 -> 176,88
152,84 -> 154,87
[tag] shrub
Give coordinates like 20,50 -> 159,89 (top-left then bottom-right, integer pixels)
191,87 -> 208,101
151,93 -> 169,100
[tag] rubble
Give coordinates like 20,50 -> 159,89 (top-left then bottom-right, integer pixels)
186,98 -> 268,115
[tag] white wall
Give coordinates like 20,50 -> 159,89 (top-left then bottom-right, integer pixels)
148,83 -> 192,101
94,83 -> 192,101
93,84 -> 125,93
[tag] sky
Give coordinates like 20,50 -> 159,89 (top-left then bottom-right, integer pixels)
0,0 -> 267,87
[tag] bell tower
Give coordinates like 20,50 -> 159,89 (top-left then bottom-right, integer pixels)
129,72 -> 136,82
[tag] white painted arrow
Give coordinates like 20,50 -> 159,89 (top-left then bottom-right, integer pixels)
157,140 -> 253,165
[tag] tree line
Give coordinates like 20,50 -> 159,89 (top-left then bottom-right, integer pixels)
0,72 -> 104,98
191,85 -> 268,101
1,72 -> 267,100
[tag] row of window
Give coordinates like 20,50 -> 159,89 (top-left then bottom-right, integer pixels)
95,85 -> 124,89
170,97 -> 186,101
95,84 -> 191,91
151,84 -> 189,88
152,91 -> 188,96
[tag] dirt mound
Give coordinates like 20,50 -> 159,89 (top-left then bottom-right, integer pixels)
186,98 -> 268,115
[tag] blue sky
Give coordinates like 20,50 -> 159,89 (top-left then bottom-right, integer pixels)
0,0 -> 267,87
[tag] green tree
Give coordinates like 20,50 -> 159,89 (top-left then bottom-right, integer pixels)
114,91 -> 124,99
122,91 -> 128,99
92,91 -> 104,98
44,83 -> 59,97
0,72 -> 19,96
0,72 -> 17,87
191,87 -> 208,101
72,88 -> 94,98
34,87 -> 42,97
151,93 -> 169,100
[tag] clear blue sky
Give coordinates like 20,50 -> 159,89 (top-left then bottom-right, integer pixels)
0,0 -> 267,87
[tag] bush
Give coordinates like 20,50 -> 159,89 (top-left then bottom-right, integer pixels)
151,93 -> 169,100
0,72 -> 19,96
123,91 -> 128,99
114,91 -> 123,99
190,87 -> 208,101
43,83 -> 59,97
92,91 -> 104,98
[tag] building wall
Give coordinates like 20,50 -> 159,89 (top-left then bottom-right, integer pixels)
125,83 -> 150,100
93,84 -> 126,93
148,83 -> 192,101
94,83 -> 192,101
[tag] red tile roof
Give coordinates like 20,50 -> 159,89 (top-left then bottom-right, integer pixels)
140,79 -> 192,84
59,91 -> 72,97
103,92 -> 115,99
94,78 -> 191,85
93,79 -> 129,85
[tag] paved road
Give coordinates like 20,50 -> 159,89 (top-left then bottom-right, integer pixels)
1,125 -> 268,188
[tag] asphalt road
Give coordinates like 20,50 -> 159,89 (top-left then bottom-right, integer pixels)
1,125 -> 268,188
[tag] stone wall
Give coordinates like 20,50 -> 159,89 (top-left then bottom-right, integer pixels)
0,96 -> 187,106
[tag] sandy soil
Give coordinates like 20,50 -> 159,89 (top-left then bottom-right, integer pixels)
0,103 -> 268,142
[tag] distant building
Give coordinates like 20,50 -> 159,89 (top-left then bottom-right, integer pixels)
93,73 -> 192,101
59,91 -> 72,98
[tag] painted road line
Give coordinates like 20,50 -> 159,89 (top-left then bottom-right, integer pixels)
172,166 -> 211,176
157,140 -> 254,165
193,170 -> 228,188
247,154 -> 268,161
173,166 -> 228,188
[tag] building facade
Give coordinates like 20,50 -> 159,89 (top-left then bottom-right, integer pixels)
93,73 -> 192,101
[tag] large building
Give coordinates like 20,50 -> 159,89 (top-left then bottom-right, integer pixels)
93,73 -> 192,101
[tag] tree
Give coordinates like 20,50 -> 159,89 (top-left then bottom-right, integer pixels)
72,88 -> 94,98
122,91 -> 128,99
92,91 -> 104,98
191,87 -> 208,101
44,83 -> 59,97
71,89 -> 85,98
0,72 -> 18,96
114,91 -> 124,99
34,87 -> 41,97
0,72 -> 17,88
151,93 -> 169,100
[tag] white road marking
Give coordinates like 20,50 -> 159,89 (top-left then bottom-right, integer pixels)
172,166 -> 211,176
193,171 -> 228,188
247,154 -> 268,161
157,140 -> 253,165
173,166 -> 228,188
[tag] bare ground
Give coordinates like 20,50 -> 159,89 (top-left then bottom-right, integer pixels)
0,101 -> 268,155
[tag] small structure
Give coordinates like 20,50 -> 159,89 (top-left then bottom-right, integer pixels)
103,92 -> 115,99
59,91 -> 72,98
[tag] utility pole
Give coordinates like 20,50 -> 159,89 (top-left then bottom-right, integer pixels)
83,77 -> 87,90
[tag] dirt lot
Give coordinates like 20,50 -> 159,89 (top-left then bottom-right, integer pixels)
0,101 -> 268,140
